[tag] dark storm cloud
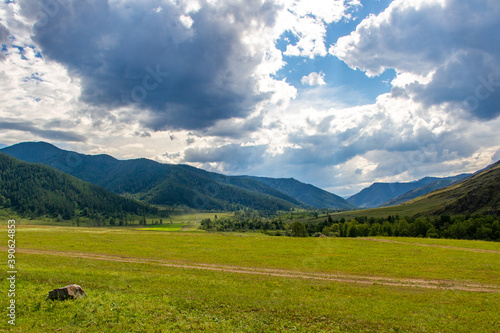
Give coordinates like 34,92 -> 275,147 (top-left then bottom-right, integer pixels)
0,120 -> 86,142
201,113 -> 264,139
19,0 -> 279,130
403,51 -> 500,120
0,22 -> 10,61
0,22 -> 9,42
283,128 -> 391,167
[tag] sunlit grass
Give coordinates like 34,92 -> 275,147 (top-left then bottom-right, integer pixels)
11,225 -> 500,284
1,222 -> 499,332
1,253 -> 499,332
137,212 -> 233,231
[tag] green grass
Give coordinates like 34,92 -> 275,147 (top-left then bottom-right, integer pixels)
138,212 -> 233,231
1,223 -> 500,332
164,212 -> 233,224
137,223 -> 205,232
8,226 -> 500,284
138,223 -> 190,232
373,236 -> 500,251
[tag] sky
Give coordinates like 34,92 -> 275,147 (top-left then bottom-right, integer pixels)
1,0 -> 500,197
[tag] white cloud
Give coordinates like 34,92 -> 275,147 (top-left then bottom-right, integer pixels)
277,0 -> 360,58
179,14 -> 194,29
301,71 -> 326,86
331,0 -> 500,120
330,0 -> 448,76
0,0 -> 353,151
260,92 -> 500,196
2,0 -> 500,198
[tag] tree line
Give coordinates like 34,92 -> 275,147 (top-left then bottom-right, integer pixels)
199,212 -> 500,241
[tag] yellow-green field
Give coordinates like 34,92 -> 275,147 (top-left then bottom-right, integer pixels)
158,212 -> 233,224
138,212 -> 232,232
1,222 -> 500,332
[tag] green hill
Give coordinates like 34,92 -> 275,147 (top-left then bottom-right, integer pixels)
380,174 -> 471,207
0,153 -> 157,220
0,142 -> 309,211
326,160 -> 500,221
406,160 -> 500,216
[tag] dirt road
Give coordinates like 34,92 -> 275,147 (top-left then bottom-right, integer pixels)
6,247 -> 500,293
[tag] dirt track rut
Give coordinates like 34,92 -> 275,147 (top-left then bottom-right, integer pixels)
6,247 -> 500,293
363,238 -> 500,254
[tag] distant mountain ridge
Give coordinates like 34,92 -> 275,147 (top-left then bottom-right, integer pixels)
245,176 -> 356,210
348,174 -> 472,209
347,178 -> 441,208
0,142 -> 354,211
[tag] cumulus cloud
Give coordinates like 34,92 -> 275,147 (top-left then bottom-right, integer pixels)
183,84 -> 500,196
331,0 -> 500,120
183,143 -> 267,173
16,0 -> 274,130
261,92 -> 500,195
0,30 -> 88,146
12,0 -> 357,131
1,0 -> 356,135
280,0 -> 360,58
3,0 -> 500,197
200,113 -> 264,139
301,71 -> 326,86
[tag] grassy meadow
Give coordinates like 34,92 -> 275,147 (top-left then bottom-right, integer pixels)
138,212 -> 233,232
1,221 -> 500,332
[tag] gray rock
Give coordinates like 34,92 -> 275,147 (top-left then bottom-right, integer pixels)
48,284 -> 86,300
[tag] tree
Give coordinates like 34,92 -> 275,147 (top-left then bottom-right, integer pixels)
413,218 -> 431,237
347,222 -> 358,237
291,221 -> 307,237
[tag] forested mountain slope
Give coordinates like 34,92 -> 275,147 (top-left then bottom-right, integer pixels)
0,153 -> 157,219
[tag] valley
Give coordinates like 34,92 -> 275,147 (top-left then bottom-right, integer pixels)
3,1 -> 500,331
1,142 -> 499,332
1,224 -> 499,332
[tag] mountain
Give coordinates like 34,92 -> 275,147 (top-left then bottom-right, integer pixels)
244,176 -> 356,210
380,174 -> 471,207
405,160 -> 500,216
1,142 -> 354,211
347,177 -> 441,208
0,152 -> 157,219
